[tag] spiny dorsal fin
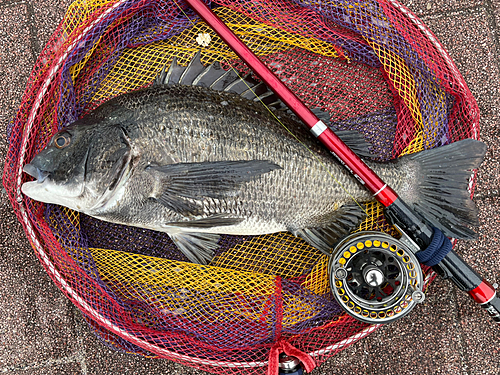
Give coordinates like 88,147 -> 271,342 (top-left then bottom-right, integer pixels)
155,51 -> 286,110
155,53 -> 372,142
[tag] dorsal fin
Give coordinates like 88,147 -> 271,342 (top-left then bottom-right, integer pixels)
154,52 -> 372,157
155,51 -> 285,110
333,129 -> 373,159
285,106 -> 374,158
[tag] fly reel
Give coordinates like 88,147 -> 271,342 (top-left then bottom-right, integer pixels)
329,231 -> 425,324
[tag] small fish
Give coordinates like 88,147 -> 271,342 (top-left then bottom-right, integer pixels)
22,52 -> 487,264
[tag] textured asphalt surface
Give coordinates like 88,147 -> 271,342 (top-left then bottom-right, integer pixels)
1,1 -> 499,374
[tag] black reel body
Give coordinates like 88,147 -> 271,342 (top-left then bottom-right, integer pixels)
329,231 -> 425,324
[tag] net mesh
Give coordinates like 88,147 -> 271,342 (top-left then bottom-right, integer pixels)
3,0 -> 479,374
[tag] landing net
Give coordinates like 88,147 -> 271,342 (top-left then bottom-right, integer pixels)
3,0 -> 479,374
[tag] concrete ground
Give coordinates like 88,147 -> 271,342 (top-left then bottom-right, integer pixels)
1,0 -> 499,374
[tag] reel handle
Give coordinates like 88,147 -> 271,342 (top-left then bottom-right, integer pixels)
385,198 -> 500,325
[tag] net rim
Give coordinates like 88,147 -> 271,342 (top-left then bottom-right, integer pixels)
12,0 -> 474,368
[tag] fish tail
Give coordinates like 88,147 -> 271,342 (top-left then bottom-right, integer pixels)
397,138 -> 487,239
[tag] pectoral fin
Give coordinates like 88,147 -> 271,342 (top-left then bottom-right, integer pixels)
148,160 -> 281,215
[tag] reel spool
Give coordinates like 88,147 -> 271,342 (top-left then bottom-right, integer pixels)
329,231 -> 425,324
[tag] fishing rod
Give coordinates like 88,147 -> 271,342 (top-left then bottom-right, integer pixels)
183,0 -> 500,329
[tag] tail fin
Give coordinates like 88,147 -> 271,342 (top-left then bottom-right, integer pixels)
398,139 -> 487,239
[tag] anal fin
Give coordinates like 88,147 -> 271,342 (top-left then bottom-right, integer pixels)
169,232 -> 220,265
291,204 -> 366,255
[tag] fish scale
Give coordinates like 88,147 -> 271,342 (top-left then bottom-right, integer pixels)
127,87 -> 374,236
118,85 -> 366,234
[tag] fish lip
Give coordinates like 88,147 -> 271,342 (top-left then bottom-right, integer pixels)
23,163 -> 50,183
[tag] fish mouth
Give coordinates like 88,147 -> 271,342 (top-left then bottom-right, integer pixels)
23,163 -> 50,183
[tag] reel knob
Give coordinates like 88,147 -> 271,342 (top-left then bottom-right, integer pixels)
363,266 -> 385,287
329,231 -> 425,324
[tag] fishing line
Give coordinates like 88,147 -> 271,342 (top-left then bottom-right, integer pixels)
170,0 -> 378,224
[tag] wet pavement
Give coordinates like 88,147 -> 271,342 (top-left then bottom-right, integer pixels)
1,1 -> 499,374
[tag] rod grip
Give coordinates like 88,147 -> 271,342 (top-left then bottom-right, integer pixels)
433,250 -> 483,291
383,197 -> 434,248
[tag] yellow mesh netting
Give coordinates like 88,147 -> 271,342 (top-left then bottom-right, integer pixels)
214,232 -> 323,278
89,246 -> 325,328
88,7 -> 340,103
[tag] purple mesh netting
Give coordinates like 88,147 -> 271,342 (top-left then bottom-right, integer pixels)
57,0 -> 203,130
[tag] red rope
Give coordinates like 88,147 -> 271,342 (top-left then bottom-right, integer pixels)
267,339 -> 316,375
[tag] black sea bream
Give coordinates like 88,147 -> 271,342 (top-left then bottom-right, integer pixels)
22,54 -> 487,264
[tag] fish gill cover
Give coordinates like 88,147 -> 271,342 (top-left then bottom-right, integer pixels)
2,0 -> 479,374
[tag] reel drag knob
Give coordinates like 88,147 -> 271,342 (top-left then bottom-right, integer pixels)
329,231 -> 425,324
363,266 -> 385,287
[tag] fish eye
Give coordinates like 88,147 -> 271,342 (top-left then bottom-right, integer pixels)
54,133 -> 71,149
